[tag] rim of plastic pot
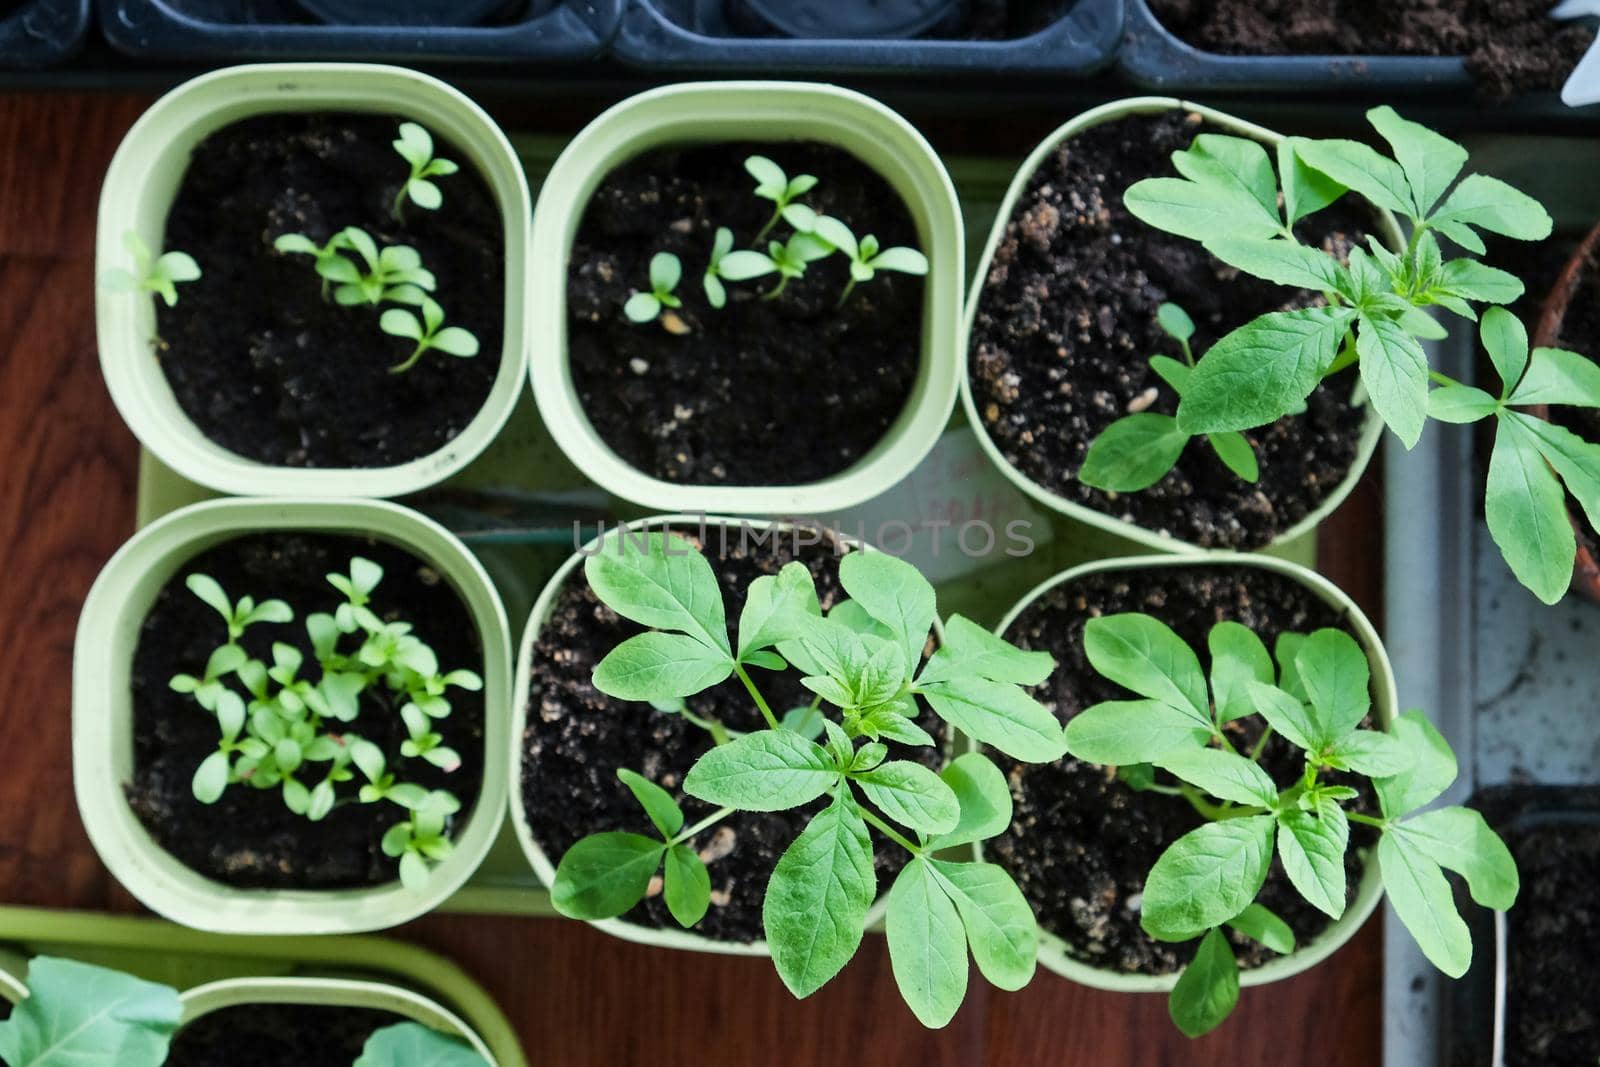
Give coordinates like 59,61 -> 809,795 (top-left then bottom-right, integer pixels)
95,62 -> 531,499
0,948 -> 25,1005
179,976 -> 496,1063
981,551 -> 1398,993
960,95 -> 1401,555
72,497 -> 513,935
528,80 -> 963,516
510,514 -> 913,955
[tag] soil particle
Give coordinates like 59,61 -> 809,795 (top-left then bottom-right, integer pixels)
166,1004 -> 402,1067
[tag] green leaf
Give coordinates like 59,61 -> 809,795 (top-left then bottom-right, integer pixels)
1357,313 -> 1430,449
853,760 -> 960,836
1326,729 -> 1413,776
1278,137 -> 1346,228
930,859 -> 1037,991
916,614 -> 1054,687
925,752 -> 1013,851
649,251 -> 681,293
1485,413 -> 1574,605
1294,628 -> 1372,744
0,957 -> 181,1067
684,730 -> 838,811
1480,306 -> 1529,395
617,768 -> 683,839
1155,747 -> 1278,807
1077,414 -> 1189,492
1063,700 -> 1211,766
1379,832 -> 1472,977
1366,106 -> 1467,217
1297,138 -> 1415,218
1392,807 -> 1518,913
1427,384 -> 1498,424
593,631 -> 734,701
622,291 -> 660,323
355,1022 -> 488,1067
765,789 -> 875,997
1168,928 -> 1240,1039
1150,354 -> 1191,393
744,154 -> 786,195
781,704 -> 825,740
886,858 -> 968,1028
918,676 -> 1067,763
551,832 -> 665,920
1508,347 -> 1600,407
1158,302 -> 1196,343
1124,177 -> 1282,243
1179,134 -> 1281,223
1247,681 -> 1321,754
1226,902 -> 1296,954
1142,816 -> 1276,942
737,562 -> 819,660
1277,802 -> 1350,918
1430,174 -> 1553,243
1207,431 -> 1260,483
1083,614 -> 1208,723
1208,621 -> 1274,724
664,844 -> 712,927
1204,238 -> 1347,292
839,551 -> 936,672
1178,307 -> 1357,434
192,750 -> 231,804
1374,710 -> 1458,819
1509,412 -> 1600,534
584,529 -> 730,654
1434,259 -> 1523,305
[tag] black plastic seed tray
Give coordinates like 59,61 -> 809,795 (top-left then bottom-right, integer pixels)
0,0 -> 89,68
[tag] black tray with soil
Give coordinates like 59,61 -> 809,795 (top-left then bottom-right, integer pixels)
566,140 -> 922,488
127,531 -> 487,889
521,524 -> 948,943
969,110 -> 1370,550
987,563 -> 1377,975
155,112 -> 504,470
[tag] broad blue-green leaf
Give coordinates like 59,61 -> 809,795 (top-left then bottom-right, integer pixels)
1367,105 -> 1467,217
617,768 -> 683,838
1357,313 -> 1430,449
1064,699 -> 1211,766
355,1022 -> 488,1067
916,615 -> 1054,687
919,676 -> 1067,763
1226,902 -> 1295,954
1278,802 -> 1350,918
1375,710 -> 1458,819
1434,259 -> 1523,305
1083,614 -> 1208,722
1430,173 -> 1553,243
930,859 -> 1037,990
1485,413 -> 1574,606
1155,747 -> 1279,808
1297,138 -> 1415,218
592,632 -> 733,701
1247,680 -> 1320,754
584,529 -> 730,654
1140,815 -> 1276,942
0,957 -> 181,1067
1168,928 -> 1240,1038
1204,238 -> 1347,292
840,550 -> 936,672
1391,807 -> 1518,911
1510,412 -> 1600,534
737,561 -> 819,660
886,858 -> 967,1028
550,832 -> 665,920
664,843 -> 712,927
1508,347 -> 1600,408
926,752 -> 1013,850
1278,136 -> 1346,227
684,730 -> 838,811
1379,831 -> 1472,977
1481,306 -> 1529,395
1124,177 -> 1282,243
1427,384 -> 1498,424
765,789 -> 876,997
853,760 -> 960,836
1326,729 -> 1413,776
1078,414 -> 1189,492
1295,628 -> 1372,744
1209,621 -> 1274,724
1178,307 -> 1357,434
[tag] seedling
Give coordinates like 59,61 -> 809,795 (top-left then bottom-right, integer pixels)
624,252 -> 684,324
1061,612 -> 1516,1037
381,296 -> 480,374
1120,105 -> 1600,602
168,558 -> 481,892
746,154 -> 819,241
811,216 -> 930,306
320,227 -> 436,308
1079,302 -> 1260,491
721,232 -> 835,301
274,230 -> 352,300
552,530 -> 1071,1027
391,121 -> 460,222
702,227 -> 735,308
101,230 -> 201,307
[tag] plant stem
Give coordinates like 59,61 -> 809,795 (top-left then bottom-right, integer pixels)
1428,369 -> 1467,389
754,205 -> 782,244
860,806 -> 921,855
1182,783 -> 1266,822
681,706 -> 734,747
1246,726 -> 1275,763
1326,333 -> 1360,375
388,342 -> 427,375
762,275 -> 790,301
733,663 -> 781,731
671,806 -> 735,846
835,279 -> 857,308
1348,812 -> 1387,829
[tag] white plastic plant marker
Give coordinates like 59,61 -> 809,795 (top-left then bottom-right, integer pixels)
1552,0 -> 1600,105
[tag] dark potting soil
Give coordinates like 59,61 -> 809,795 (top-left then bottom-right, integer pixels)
166,1004 -> 402,1067
521,524 -> 948,943
987,565 -> 1378,976
155,113 -> 505,469
566,141 -> 923,487
126,533 -> 486,889
1147,0 -> 1594,99
970,111 -> 1370,550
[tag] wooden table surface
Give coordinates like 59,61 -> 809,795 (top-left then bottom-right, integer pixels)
0,90 -> 1386,1066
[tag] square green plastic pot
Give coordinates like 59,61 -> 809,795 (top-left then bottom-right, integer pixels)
179,977 -> 496,1063
73,498 -> 513,935
528,81 -> 963,516
960,96 -> 1401,555
982,552 -> 1398,993
95,63 -> 531,498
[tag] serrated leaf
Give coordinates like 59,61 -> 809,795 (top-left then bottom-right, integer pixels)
1078,413 -> 1189,492
886,858 -> 968,1028
1208,621 -> 1273,724
1168,928 -> 1239,1038
930,859 -> 1037,991
1326,729 -> 1413,776
617,768 -> 683,839
1367,105 -> 1467,217
1180,134 -> 1281,223
1204,237 -> 1347,292
1083,614 -> 1208,723
1357,313 -> 1430,449
1178,307 -> 1357,434
1226,902 -> 1295,954
918,676 -> 1067,763
1155,747 -> 1278,807
1278,802 -> 1350,918
1480,305 -> 1529,395
1391,806 -> 1518,911
1297,138 -> 1415,218
1508,347 -> 1600,407
1379,832 -> 1472,977
839,551 -> 935,673
1064,699 -> 1211,766
1141,816 -> 1276,942
0,957 -> 181,1067
664,844 -> 711,927
684,730 -> 838,811
854,760 -> 960,836
593,632 -> 734,701
916,615 -> 1054,687
1294,627 -> 1372,744
1278,136 -> 1346,228
1427,384 -> 1498,424
737,561 -> 820,660
1124,176 -> 1283,243
1374,710 -> 1458,819
1485,413 -> 1574,605
765,789 -> 875,997
551,832 -> 664,920
584,529 -> 730,654
1434,259 -> 1523,305
1430,173 -> 1552,242
925,752 -> 1013,851
1510,412 -> 1600,535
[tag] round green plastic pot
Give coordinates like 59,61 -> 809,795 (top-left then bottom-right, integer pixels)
179,976 -> 496,1063
960,96 -> 1400,555
510,514 -> 905,954
96,63 -> 532,498
981,552 -> 1398,992
528,81 -> 963,515
73,498 -> 513,935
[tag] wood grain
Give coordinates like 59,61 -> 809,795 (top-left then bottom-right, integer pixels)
0,90 -> 1383,1066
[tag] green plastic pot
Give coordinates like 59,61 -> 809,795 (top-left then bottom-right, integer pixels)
96,62 -> 531,498
985,552 -> 1398,993
0,947 -> 25,1005
179,976 -> 496,1063
528,81 -> 963,515
73,498 -> 513,935
960,96 -> 1401,555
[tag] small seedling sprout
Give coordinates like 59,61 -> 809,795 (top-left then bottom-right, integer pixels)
100,230 -> 201,307
325,227 -> 436,307
275,230 -> 352,300
380,296 -> 480,374
702,227 -> 735,308
624,252 -> 685,324
746,155 -> 819,241
810,216 -> 929,306
391,121 -> 460,222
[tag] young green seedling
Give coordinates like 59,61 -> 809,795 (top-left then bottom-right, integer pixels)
810,216 -> 930,306
551,530 -> 1070,1027
101,230 -> 201,307
702,227 -> 736,309
1079,302 -> 1261,492
168,559 -> 481,892
274,230 -> 352,300
380,296 -> 480,374
1120,105 -> 1600,601
1061,612 -> 1517,1037
715,232 -> 835,301
746,154 -> 819,242
624,252 -> 684,324
391,121 -> 460,222
316,226 -> 435,308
